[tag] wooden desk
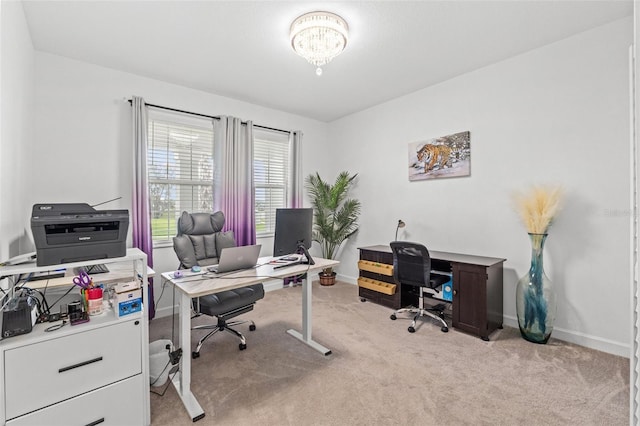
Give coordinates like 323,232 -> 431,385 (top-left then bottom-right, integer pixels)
357,245 -> 505,341
162,256 -> 339,422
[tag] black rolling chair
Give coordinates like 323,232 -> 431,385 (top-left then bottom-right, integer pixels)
173,211 -> 265,358
389,241 -> 450,333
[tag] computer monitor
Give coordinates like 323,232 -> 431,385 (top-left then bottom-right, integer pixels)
273,208 -> 315,265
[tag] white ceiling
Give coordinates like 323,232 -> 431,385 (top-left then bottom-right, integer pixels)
21,0 -> 633,122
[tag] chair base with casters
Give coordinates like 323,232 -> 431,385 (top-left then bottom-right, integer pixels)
388,239 -> 451,334
190,283 -> 265,358
390,285 -> 449,333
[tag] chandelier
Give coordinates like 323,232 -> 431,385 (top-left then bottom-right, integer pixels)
290,11 -> 349,76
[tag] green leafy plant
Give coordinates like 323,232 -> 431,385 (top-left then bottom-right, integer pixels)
305,171 -> 361,275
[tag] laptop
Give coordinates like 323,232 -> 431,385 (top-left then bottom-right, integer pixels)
207,244 -> 262,274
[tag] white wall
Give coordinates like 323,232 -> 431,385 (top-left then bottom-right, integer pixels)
31,52 -> 328,315
0,1 -> 35,260
5,5 -> 631,355
324,18 -> 632,356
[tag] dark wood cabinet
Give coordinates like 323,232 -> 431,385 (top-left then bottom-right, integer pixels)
357,247 -> 399,309
357,245 -> 505,341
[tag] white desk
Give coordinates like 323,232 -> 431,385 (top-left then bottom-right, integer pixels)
161,256 -> 339,422
0,256 -> 155,290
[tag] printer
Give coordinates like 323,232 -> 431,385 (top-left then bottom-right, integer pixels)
31,203 -> 129,266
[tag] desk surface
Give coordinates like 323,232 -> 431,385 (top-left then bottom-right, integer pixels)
359,245 -> 505,267
163,256 -> 339,298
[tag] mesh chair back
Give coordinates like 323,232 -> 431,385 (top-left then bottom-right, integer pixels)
390,241 -> 433,289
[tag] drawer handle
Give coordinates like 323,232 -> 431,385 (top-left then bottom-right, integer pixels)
58,356 -> 103,373
85,418 -> 105,426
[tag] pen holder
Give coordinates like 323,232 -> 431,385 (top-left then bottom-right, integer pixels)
87,288 -> 103,316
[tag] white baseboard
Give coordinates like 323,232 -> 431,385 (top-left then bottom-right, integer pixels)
263,279 -> 286,292
337,274 -> 357,285
502,316 -> 629,358
153,305 -> 175,319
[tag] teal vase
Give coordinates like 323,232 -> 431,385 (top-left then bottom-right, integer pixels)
516,233 -> 556,344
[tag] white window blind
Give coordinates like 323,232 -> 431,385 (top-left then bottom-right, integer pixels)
254,129 -> 290,236
147,109 -> 214,243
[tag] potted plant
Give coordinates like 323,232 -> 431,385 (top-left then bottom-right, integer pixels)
305,171 -> 361,286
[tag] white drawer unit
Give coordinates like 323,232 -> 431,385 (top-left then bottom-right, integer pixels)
0,249 -> 150,426
6,375 -> 143,426
5,319 -> 142,420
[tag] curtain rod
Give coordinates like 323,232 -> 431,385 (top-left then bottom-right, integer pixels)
126,99 -> 290,134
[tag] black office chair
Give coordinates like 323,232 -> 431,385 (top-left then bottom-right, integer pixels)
389,241 -> 450,333
173,211 -> 265,358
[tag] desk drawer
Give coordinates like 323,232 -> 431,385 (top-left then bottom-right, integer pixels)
7,375 -> 143,426
5,319 -> 142,419
358,260 -> 393,276
357,277 -> 396,295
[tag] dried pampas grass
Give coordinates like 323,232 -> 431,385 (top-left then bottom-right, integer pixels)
513,185 -> 563,234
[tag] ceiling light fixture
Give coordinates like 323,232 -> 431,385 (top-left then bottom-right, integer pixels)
290,11 -> 349,76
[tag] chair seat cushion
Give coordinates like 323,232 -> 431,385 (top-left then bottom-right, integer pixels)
430,273 -> 450,288
198,284 -> 265,317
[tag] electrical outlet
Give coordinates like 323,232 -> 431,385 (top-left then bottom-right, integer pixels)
169,348 -> 182,365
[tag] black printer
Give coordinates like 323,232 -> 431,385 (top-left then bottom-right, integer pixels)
30,203 -> 129,266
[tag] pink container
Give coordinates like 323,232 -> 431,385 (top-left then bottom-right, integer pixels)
87,288 -> 103,316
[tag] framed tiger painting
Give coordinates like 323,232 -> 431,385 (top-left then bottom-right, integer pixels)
408,131 -> 471,181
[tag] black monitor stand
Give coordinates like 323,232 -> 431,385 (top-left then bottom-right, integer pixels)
273,243 -> 315,270
297,243 -> 315,265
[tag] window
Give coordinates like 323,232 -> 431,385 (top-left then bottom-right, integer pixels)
147,110 -> 214,243
253,128 -> 290,236
146,109 -> 291,242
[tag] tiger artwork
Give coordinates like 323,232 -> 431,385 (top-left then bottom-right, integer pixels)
416,143 -> 452,173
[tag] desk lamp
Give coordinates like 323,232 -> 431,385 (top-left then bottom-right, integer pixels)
395,220 -> 405,241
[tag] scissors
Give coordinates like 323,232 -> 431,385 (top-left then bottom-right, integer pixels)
73,270 -> 92,289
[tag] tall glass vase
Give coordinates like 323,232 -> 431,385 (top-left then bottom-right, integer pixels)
516,233 -> 556,344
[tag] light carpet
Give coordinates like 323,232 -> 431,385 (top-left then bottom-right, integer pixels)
149,281 -> 628,425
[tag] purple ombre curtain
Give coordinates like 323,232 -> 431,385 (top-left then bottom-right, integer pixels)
288,131 -> 303,208
283,130 -> 304,287
131,96 -> 155,320
213,116 -> 256,246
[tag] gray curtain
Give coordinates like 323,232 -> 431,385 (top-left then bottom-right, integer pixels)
213,116 -> 256,246
288,131 -> 303,208
131,96 -> 155,319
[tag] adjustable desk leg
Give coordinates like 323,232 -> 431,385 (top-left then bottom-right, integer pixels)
170,289 -> 205,422
286,275 -> 332,356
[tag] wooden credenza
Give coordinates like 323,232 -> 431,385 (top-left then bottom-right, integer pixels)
357,245 -> 505,341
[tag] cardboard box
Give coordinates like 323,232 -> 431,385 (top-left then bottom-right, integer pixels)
115,280 -> 140,294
